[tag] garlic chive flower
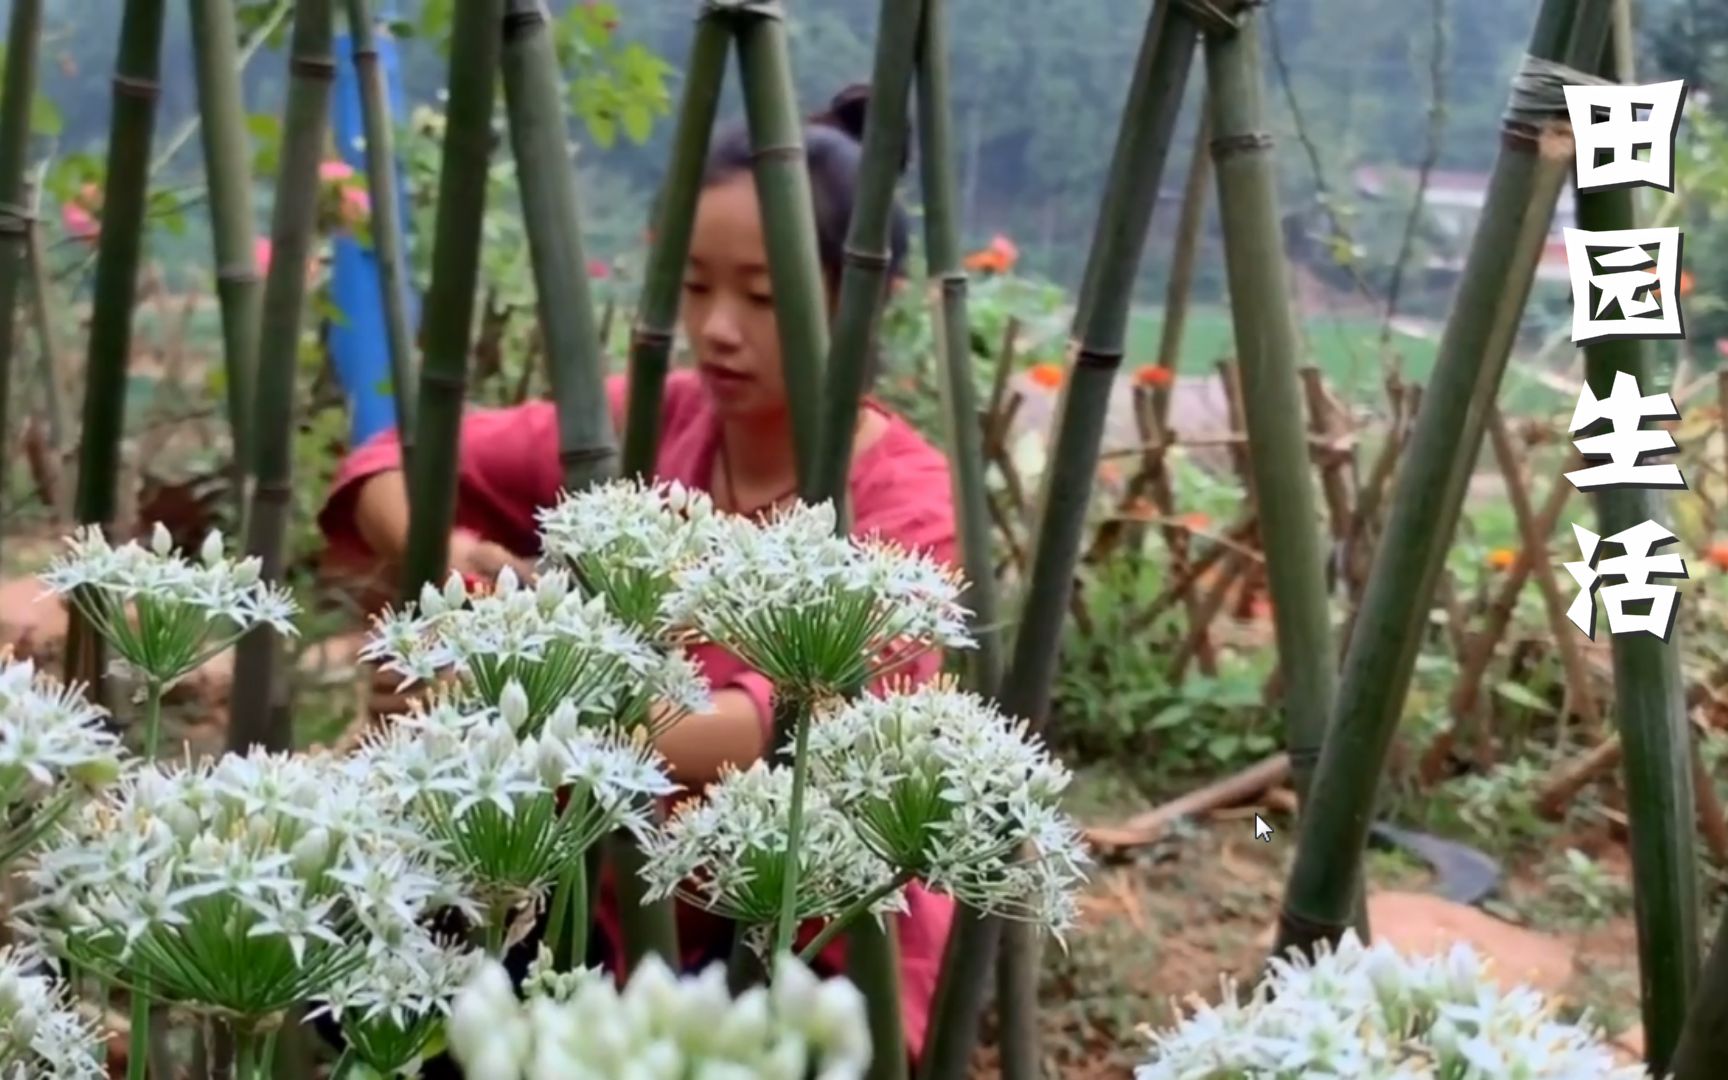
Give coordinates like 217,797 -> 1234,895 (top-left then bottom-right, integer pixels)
1134,930 -> 1649,1080
661,501 -> 974,699
18,749 -> 457,1022
0,657 -> 123,871
806,682 -> 1091,938
311,930 -> 484,1077
38,524 -> 299,688
360,567 -> 708,737
640,760 -> 904,940
354,699 -> 677,917
535,478 -> 726,634
447,949 -> 872,1080
0,946 -> 106,1079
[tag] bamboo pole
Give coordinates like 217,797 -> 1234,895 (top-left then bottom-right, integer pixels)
730,2 -> 829,494
805,0 -> 922,515
188,0 -> 263,502
346,0 -> 418,474
609,12 -> 731,974
65,0 -> 169,696
619,18 -> 728,478
1204,7 -> 1337,802
228,0 -> 337,755
1570,22 -> 1698,1071
399,0 -> 507,599
500,0 -> 617,492
0,0 -> 44,564
1271,0 -> 1613,962
912,0 -> 1008,1071
1674,899 -> 1728,1078
989,2 -> 1200,1075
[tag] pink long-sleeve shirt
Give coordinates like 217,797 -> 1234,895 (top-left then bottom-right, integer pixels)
318,370 -> 958,1060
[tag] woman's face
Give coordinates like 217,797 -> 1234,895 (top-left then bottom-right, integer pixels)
682,173 -> 788,422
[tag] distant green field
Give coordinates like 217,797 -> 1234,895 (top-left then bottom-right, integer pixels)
1126,305 -> 1568,416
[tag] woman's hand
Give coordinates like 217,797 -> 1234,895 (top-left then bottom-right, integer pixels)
447,528 -> 538,584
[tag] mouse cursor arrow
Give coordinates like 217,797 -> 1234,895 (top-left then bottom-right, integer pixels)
1253,814 -> 1273,843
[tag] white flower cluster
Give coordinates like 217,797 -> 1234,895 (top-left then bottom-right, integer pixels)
19,749 -> 458,1019
0,658 -> 122,868
0,946 -> 104,1080
1134,931 -> 1649,1080
361,567 -> 709,735
807,682 -> 1090,937
354,698 -> 677,908
640,760 -> 904,933
313,932 -> 485,1076
38,524 -> 298,686
661,502 -> 974,697
536,478 -> 725,633
447,950 -> 871,1080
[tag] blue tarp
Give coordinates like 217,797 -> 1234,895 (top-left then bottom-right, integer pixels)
328,16 -> 419,447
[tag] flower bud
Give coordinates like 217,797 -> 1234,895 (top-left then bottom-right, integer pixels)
419,582 -> 446,617
200,530 -> 224,566
290,827 -> 333,878
496,565 -> 520,596
536,571 -> 569,609
152,522 -> 173,556
443,570 -> 469,611
499,680 -> 530,732
234,559 -> 262,586
67,753 -> 122,790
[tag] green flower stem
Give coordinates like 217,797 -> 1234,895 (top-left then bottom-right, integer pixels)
257,1027 -> 278,1076
797,869 -> 916,963
544,853 -> 589,971
142,679 -> 164,760
233,1027 -> 255,1080
328,1047 -> 354,1080
773,697 -> 815,959
485,901 -> 509,957
127,984 -> 150,1080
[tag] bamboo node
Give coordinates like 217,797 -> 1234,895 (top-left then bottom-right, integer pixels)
0,203 -> 33,236
418,370 -> 469,393
631,326 -> 674,349
1075,346 -> 1126,372
503,7 -> 548,39
699,0 -> 785,20
1172,0 -> 1254,34
111,75 -> 161,101
1275,905 -> 1348,949
1535,121 -> 1576,163
1504,53 -> 1615,124
1210,132 -> 1274,160
290,55 -> 338,81
216,263 -> 262,286
935,272 -> 968,297
559,445 -> 617,468
749,141 -> 805,165
841,246 -> 893,272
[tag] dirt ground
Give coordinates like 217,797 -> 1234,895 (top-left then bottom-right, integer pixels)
974,779 -> 1648,1078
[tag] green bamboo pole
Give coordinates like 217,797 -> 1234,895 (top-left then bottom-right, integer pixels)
1571,23 -> 1698,1074
346,0 -> 418,475
608,11 -> 731,977
1271,0 -> 1613,962
1204,9 -> 1336,801
619,17 -> 729,479
399,0 -> 507,600
803,0 -> 923,513
729,2 -> 828,493
990,4 -> 1199,1077
1674,901 -> 1728,1077
227,0 -> 337,755
501,0 -> 617,492
0,0 -> 44,566
188,0 -> 263,500
912,0 -> 1007,1072
65,0 -> 169,696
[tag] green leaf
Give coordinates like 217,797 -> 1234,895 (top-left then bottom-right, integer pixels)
1149,703 -> 1192,730
1207,733 -> 1243,761
621,102 -> 652,145
31,94 -> 61,138
1491,681 -> 1556,715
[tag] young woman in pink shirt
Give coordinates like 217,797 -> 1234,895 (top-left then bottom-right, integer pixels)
318,88 -> 959,1064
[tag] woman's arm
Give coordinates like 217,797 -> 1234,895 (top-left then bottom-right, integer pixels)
653,688 -> 768,787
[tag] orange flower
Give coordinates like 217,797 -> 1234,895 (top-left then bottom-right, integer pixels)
1179,511 -> 1211,531
1707,539 -> 1728,571
1027,362 -> 1064,389
963,234 -> 1019,275
1487,548 -> 1517,570
1135,364 -> 1174,389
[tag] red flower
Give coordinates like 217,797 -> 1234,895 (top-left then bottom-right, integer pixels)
587,258 -> 611,280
